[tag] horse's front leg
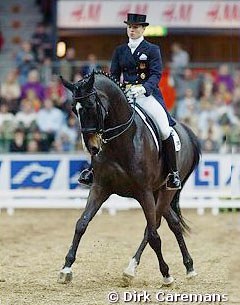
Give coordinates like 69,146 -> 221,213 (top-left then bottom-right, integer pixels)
58,185 -> 109,284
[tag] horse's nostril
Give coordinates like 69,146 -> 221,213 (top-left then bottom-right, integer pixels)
91,146 -> 99,155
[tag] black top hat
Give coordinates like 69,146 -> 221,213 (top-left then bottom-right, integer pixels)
124,13 -> 149,26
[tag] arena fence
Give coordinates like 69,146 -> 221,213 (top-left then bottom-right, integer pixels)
0,153 -> 239,216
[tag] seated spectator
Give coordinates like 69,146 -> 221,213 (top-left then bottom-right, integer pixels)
81,53 -> 101,77
36,98 -> 66,147
21,89 -> 41,112
215,64 -> 234,93
31,23 -> 52,62
9,128 -> 27,152
45,74 -> 66,110
27,128 -> 49,152
0,102 -> 15,152
39,57 -> 54,85
21,69 -> 45,102
15,99 -> 37,132
15,41 -> 36,85
0,69 -> 21,114
169,42 -> 189,77
173,68 -> 201,101
175,88 -> 199,121
55,115 -> 78,152
201,129 -> 220,153
59,47 -> 78,82
27,139 -> 39,153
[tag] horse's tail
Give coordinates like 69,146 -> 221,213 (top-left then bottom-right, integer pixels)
170,123 -> 201,234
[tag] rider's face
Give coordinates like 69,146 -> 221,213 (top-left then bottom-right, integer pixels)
127,24 -> 145,39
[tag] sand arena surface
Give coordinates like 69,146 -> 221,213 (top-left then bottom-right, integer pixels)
0,208 -> 239,305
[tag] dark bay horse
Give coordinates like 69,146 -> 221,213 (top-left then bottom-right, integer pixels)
58,71 -> 201,285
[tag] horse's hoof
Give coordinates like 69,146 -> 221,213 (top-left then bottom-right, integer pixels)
186,270 -> 197,279
58,267 -> 73,284
123,258 -> 137,278
162,275 -> 174,286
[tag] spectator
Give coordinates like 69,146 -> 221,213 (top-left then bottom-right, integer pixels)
15,41 -> 36,85
27,139 -> 39,153
201,128 -> 220,153
9,128 -> 27,152
215,64 -> 234,93
15,99 -> 37,132
55,115 -> 78,151
31,22 -> 52,62
170,42 -> 189,77
173,68 -> 201,101
36,98 -> 65,147
39,57 -> 54,85
28,128 -> 49,152
175,88 -> 198,121
45,74 -> 66,110
59,47 -> 78,82
81,53 -> 101,77
0,69 -> 21,114
21,69 -> 45,102
0,102 -> 15,152
21,88 -> 41,112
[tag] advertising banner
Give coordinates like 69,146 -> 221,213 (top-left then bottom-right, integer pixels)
57,1 -> 240,29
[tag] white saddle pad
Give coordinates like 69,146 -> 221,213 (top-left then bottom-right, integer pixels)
132,105 -> 181,152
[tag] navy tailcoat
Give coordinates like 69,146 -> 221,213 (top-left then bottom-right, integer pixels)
110,40 -> 175,126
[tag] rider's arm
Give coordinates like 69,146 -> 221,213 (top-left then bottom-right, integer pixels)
143,45 -> 162,96
110,47 -> 121,82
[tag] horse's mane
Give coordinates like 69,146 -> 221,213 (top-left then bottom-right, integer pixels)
82,70 -> 130,102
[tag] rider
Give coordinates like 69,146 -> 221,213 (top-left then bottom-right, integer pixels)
78,13 -> 181,190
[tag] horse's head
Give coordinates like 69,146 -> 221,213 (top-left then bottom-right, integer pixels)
60,72 -> 108,156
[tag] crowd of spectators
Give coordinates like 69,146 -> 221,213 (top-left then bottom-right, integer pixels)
0,33 -> 239,154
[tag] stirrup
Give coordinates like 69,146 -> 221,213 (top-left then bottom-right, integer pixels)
166,172 -> 181,190
78,168 -> 93,186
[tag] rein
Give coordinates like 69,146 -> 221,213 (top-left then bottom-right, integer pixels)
73,89 -> 136,144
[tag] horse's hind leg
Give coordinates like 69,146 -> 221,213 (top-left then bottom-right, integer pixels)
58,185 -> 109,284
123,191 -> 161,281
136,190 -> 173,285
163,208 -> 197,278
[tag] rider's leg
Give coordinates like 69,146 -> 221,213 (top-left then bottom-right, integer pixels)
136,96 -> 181,190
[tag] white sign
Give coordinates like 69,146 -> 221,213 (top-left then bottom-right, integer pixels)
57,1 -> 240,29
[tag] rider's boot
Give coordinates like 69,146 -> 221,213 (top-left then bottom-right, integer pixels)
78,167 -> 94,186
163,135 -> 181,190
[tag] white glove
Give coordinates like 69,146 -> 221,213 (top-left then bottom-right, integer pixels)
128,85 -> 146,98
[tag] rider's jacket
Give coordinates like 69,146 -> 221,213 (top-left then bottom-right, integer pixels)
110,39 -> 175,126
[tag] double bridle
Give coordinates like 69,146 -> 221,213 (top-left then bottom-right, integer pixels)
73,89 -> 136,144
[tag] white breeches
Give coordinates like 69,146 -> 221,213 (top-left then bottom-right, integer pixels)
135,95 -> 171,140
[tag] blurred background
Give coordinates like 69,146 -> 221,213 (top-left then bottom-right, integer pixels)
0,0 -> 239,206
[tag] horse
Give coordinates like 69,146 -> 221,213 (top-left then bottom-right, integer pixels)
58,71 -> 201,285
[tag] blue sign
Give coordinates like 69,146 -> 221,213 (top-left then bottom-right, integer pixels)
69,160 -> 90,189
11,161 -> 60,189
195,161 -> 219,187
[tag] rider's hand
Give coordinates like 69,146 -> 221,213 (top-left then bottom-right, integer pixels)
128,85 -> 146,98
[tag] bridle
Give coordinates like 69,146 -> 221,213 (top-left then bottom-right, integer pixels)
73,89 -> 136,144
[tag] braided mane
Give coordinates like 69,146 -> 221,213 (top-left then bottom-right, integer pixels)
82,70 -> 129,100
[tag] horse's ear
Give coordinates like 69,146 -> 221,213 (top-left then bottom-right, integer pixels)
85,71 -> 95,91
60,76 -> 74,92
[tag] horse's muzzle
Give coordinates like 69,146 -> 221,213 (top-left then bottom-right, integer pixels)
87,133 -> 102,156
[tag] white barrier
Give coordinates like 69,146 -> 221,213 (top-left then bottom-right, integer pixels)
0,153 -> 239,215
0,189 -> 239,216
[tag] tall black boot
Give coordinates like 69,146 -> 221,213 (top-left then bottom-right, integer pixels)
163,135 -> 181,190
78,167 -> 93,186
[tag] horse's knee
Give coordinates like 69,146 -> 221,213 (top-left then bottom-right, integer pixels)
148,228 -> 161,245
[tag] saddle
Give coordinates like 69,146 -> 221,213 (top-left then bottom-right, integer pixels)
131,104 -> 181,153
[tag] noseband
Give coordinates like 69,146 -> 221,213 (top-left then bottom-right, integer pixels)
73,89 -> 136,144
